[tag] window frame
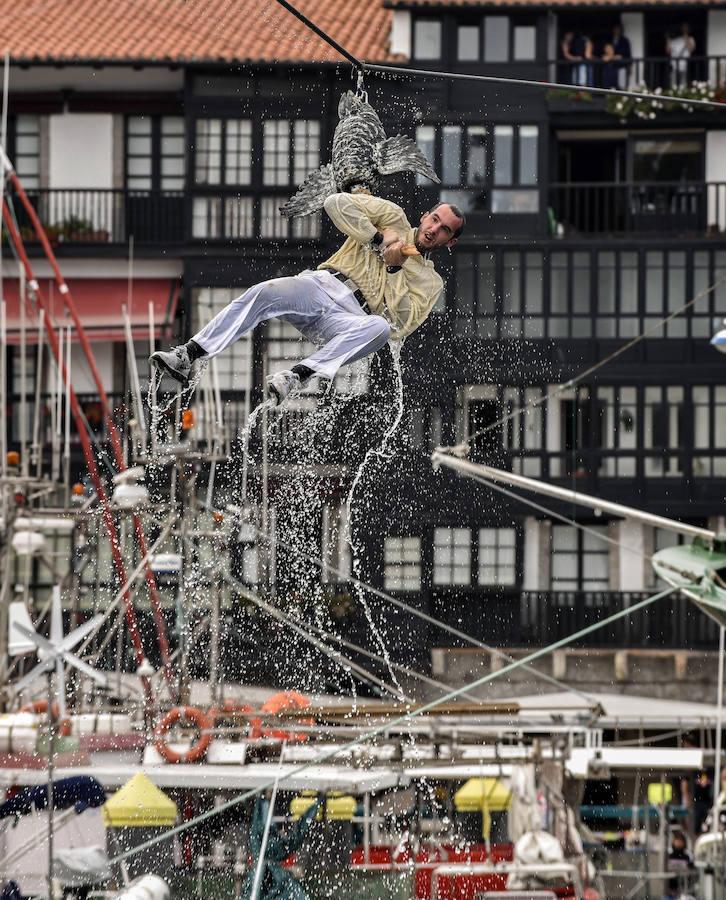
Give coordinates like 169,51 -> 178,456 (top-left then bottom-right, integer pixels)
191,113 -> 322,241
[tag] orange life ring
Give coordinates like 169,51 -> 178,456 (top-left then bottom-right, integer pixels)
249,691 -> 311,742
153,706 -> 214,764
19,700 -> 72,737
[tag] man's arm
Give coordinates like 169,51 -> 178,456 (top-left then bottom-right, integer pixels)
323,193 -> 410,245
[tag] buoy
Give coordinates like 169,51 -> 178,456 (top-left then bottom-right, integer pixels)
153,706 -> 214,764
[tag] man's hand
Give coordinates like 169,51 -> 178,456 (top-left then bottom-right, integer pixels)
382,238 -> 406,269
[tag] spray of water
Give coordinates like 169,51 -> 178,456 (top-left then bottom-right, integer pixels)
344,340 -> 407,700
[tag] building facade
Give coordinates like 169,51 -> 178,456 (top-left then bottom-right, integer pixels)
3,0 -> 726,684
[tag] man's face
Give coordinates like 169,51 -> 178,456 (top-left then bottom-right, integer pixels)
416,205 -> 461,253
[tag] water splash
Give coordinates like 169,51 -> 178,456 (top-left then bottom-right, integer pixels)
344,341 -> 407,700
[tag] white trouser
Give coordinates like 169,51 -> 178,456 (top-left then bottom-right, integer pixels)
192,271 -> 391,381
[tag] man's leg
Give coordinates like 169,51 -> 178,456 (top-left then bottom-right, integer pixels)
293,312 -> 391,382
150,276 -> 326,384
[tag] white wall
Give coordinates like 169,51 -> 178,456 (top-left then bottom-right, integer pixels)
390,11 -> 411,57
49,113 -> 114,189
706,131 -> 726,232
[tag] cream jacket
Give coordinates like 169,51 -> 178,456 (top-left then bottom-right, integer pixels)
319,193 -> 444,341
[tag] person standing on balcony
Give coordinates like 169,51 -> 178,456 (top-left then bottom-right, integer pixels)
610,23 -> 632,89
667,23 -> 695,88
560,31 -> 582,85
570,31 -> 594,87
149,196 -> 464,406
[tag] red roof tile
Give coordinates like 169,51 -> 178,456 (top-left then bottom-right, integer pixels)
0,0 -> 398,65
387,0 -> 723,6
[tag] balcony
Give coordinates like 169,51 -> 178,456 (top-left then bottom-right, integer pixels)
548,181 -> 726,237
429,589 -> 719,649
548,54 -> 726,95
8,189 -> 185,247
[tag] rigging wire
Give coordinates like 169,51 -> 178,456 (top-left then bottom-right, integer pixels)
270,0 -> 726,110
367,62 -> 726,111
107,583 -> 682,866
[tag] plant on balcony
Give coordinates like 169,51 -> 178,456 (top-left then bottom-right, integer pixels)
58,215 -> 109,243
19,223 -> 62,246
548,81 -> 726,121
605,81 -> 726,121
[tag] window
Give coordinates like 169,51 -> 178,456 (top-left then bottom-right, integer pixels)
433,528 -> 471,585
514,25 -> 537,60
458,25 -> 479,61
502,250 -> 544,338
455,17 -> 537,63
384,537 -> 421,591
454,250 -> 496,337
413,19 -> 442,60
597,386 -> 638,477
11,115 -> 40,189
195,119 -> 224,185
478,527 -> 516,585
551,525 -> 610,591
596,250 -> 639,338
225,120 -> 253,185
484,17 -> 510,62
322,506 -> 352,583
502,385 -> 543,476
645,251 -> 687,338
418,123 -> 537,213
632,138 -> 702,183
263,121 -> 290,186
126,116 -> 186,192
549,251 -> 591,338
644,386 -> 683,477
693,385 -> 726,477
491,125 -> 539,213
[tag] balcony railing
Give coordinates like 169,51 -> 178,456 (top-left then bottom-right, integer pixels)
429,590 -> 719,649
548,181 -> 726,236
549,54 -> 726,92
8,189 -> 185,245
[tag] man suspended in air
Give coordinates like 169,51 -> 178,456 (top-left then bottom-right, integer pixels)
150,90 -> 464,405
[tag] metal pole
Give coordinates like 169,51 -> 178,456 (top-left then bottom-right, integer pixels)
46,671 -> 55,899
712,625 -> 725,834
19,266 -> 27,476
250,747 -> 285,900
32,309 -> 44,478
363,792 -> 370,865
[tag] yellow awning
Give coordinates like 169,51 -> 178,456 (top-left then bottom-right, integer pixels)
290,792 -> 356,821
454,778 -> 511,814
103,772 -> 178,828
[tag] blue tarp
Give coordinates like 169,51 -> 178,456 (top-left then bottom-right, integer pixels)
0,776 -> 106,820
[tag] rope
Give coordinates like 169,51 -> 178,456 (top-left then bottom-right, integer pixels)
271,0 -> 364,72
444,273 -> 726,454
107,583 -> 680,866
367,63 -> 726,111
